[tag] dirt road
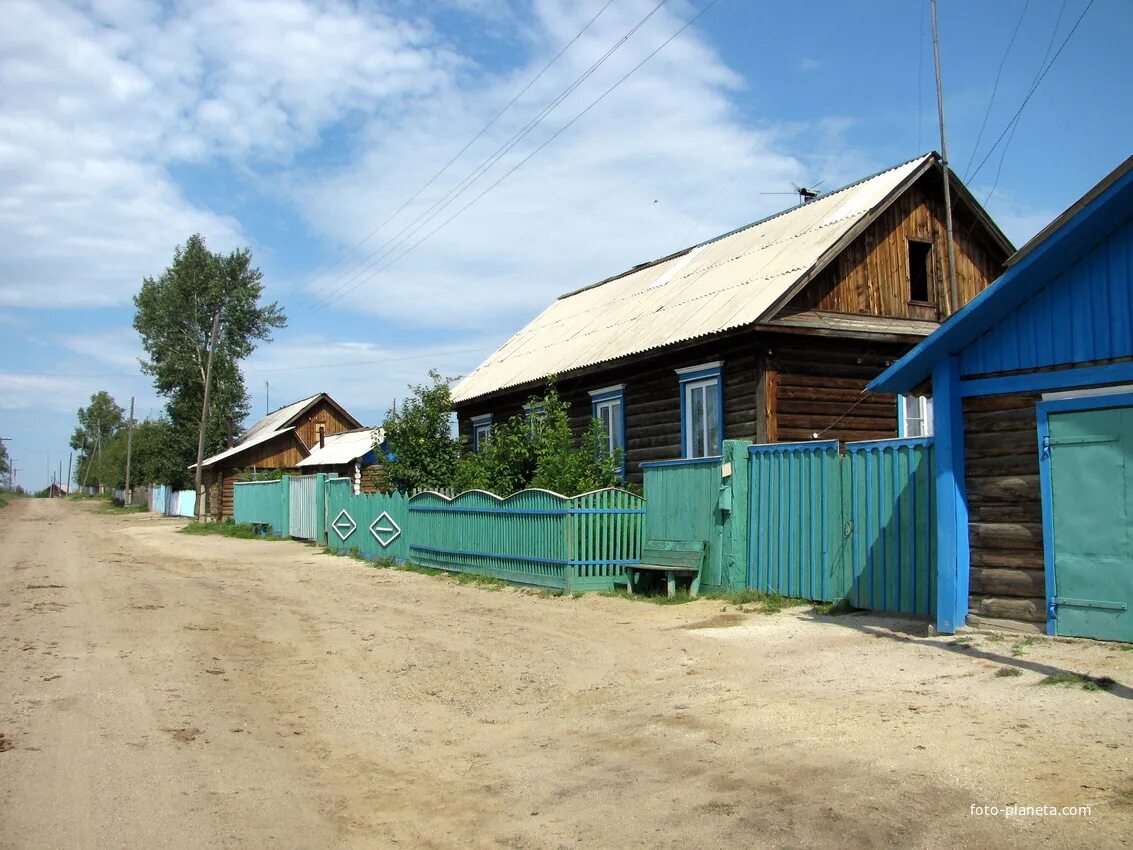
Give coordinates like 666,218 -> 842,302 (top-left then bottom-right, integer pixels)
1,498 -> 1131,848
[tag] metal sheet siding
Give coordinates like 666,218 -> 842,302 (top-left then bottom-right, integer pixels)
452,156 -> 932,403
959,218 -> 1133,377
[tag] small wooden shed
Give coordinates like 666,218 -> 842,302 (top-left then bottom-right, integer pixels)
870,154 -> 1133,641
196,393 -> 363,519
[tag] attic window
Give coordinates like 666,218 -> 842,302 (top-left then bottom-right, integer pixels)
908,240 -> 933,303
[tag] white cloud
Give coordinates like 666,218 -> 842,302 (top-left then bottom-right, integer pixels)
291,0 -> 842,331
0,0 -> 457,309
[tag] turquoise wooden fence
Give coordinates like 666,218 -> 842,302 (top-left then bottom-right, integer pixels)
641,458 -> 726,591
748,441 -> 846,601
232,478 -> 289,536
743,438 -> 936,616
845,440 -> 936,615
408,487 -> 644,592
324,478 -> 410,563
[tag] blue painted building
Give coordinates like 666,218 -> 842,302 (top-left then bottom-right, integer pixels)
870,155 -> 1133,640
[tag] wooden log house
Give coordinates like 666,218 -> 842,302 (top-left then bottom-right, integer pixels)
196,392 -> 363,520
870,154 -> 1133,640
451,153 -> 1013,485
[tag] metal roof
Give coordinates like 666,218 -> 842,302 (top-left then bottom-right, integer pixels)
452,154 -> 938,404
197,426 -> 299,469
295,428 -> 384,467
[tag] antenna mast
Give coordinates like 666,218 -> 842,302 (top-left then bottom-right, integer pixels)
931,0 -> 960,314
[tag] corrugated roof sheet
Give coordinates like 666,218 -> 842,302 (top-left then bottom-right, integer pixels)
295,428 -> 384,467
197,426 -> 298,468
452,155 -> 934,404
197,394 -> 322,468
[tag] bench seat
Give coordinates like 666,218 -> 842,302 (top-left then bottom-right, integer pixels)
626,539 -> 706,598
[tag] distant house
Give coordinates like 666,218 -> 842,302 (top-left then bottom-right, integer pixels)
197,393 -> 363,519
451,153 -> 1013,483
870,154 -> 1133,641
295,427 -> 388,494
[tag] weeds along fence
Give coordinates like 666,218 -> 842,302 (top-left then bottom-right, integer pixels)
408,488 -> 645,592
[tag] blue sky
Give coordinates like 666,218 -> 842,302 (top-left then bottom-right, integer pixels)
1,0 -> 1129,491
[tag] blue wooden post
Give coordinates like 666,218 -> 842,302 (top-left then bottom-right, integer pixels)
932,355 -> 969,633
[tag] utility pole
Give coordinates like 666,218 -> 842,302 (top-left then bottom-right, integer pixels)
66,453 -> 72,496
124,396 -> 135,504
266,380 -> 270,414
194,309 -> 222,522
931,0 -> 960,315
58,460 -> 63,497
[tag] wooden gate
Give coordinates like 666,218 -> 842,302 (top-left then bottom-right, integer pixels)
289,474 -> 319,540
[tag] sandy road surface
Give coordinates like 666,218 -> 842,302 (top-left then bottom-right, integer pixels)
1,498 -> 1131,849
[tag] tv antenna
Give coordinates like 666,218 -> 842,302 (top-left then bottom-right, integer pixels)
761,180 -> 826,205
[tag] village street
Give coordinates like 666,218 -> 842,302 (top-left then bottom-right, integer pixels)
1,499 -> 1131,849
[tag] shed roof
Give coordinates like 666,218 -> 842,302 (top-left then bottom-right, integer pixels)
295,428 -> 384,467
197,392 -> 362,469
452,153 -> 1008,404
868,154 -> 1133,394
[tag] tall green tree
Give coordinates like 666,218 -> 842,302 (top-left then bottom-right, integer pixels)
133,234 -> 285,489
0,440 -> 11,486
70,390 -> 125,488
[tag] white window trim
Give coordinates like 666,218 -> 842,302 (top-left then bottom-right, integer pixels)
471,414 -> 492,451
898,394 -> 934,438
675,360 -> 724,376
681,373 -> 723,458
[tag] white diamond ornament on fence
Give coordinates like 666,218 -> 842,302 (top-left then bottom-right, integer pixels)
332,509 -> 358,541
370,512 -> 401,547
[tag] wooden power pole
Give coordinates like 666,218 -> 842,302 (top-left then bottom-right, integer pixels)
931,0 -> 960,314
194,310 -> 222,522
124,396 -> 135,504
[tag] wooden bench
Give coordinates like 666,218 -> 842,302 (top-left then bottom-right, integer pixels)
625,540 -> 706,598
250,521 -> 271,537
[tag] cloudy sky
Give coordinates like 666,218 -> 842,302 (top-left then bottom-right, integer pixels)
1,0 -> 1129,490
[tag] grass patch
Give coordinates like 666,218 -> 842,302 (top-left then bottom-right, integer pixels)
181,521 -> 285,540
1036,672 -> 1116,691
98,502 -> 148,515
995,667 -> 1023,678
599,588 -> 694,605
1011,637 -> 1037,657
985,633 -> 1006,643
598,586 -> 807,613
949,636 -> 976,648
812,597 -> 855,616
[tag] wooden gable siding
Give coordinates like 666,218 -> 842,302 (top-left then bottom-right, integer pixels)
456,332 -> 916,485
784,172 -> 1007,321
963,393 -> 1046,629
293,399 -> 357,450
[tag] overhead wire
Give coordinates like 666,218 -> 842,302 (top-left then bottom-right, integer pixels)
290,0 -> 619,314
304,0 -> 725,318
294,0 -> 671,318
962,0 -> 1032,180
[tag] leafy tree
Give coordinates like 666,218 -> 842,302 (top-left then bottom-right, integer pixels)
133,234 -> 285,490
0,440 -> 10,483
70,390 -> 126,488
455,386 -> 621,496
378,371 -> 462,492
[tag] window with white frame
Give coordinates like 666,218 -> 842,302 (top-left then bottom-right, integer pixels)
589,385 -> 625,476
471,414 -> 492,451
677,362 -> 723,458
899,395 -> 934,437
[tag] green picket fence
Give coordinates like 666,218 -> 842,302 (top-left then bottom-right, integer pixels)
408,487 -> 644,591
641,458 -> 726,591
324,478 -> 410,562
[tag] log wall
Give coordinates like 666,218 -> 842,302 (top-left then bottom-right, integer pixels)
963,393 -> 1046,627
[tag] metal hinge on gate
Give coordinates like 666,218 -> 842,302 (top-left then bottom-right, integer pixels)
1053,596 -> 1128,612
1042,435 -> 1118,459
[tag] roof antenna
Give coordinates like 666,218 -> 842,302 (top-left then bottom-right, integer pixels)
761,180 -> 826,206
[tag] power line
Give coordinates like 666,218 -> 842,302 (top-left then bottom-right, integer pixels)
299,0 -> 672,319
967,0 -> 1093,187
290,0 -> 619,314
962,0 -> 1032,180
306,0 -> 725,316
